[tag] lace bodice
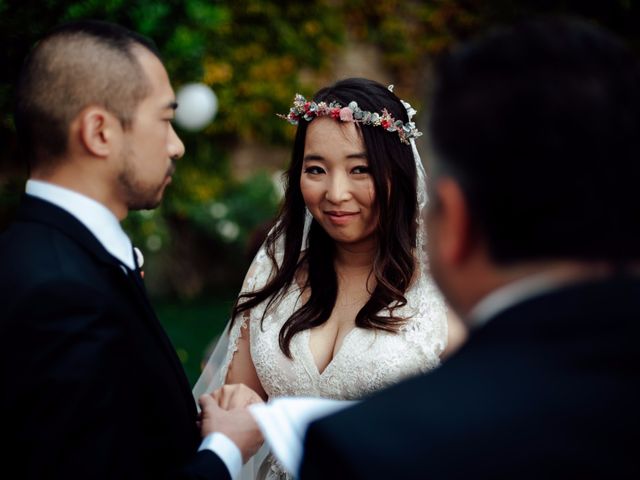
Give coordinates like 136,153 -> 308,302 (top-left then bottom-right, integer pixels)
219,246 -> 448,479
220,248 -> 448,403
249,278 -> 446,401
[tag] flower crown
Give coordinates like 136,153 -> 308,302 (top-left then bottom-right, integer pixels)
277,88 -> 422,145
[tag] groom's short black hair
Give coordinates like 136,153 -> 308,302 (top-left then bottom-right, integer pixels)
15,20 -> 161,170
429,16 -> 640,263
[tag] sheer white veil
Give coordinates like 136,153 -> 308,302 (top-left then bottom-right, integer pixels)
192,212 -> 314,480
192,209 -> 313,400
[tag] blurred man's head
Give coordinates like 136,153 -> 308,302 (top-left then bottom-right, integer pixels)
15,20 -> 184,216
426,17 -> 640,314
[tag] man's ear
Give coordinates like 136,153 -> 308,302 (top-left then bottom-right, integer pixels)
434,178 -> 474,266
75,106 -> 120,158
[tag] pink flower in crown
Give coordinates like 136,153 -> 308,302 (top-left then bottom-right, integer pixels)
339,107 -> 353,122
330,107 -> 341,119
304,101 -> 312,113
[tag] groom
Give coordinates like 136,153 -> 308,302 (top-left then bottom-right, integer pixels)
0,21 -> 260,479
217,16 -> 640,479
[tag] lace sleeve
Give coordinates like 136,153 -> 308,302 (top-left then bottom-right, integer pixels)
399,273 -> 449,372
192,234 -> 287,480
193,209 -> 312,401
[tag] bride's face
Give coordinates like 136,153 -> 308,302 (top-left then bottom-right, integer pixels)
300,117 -> 377,248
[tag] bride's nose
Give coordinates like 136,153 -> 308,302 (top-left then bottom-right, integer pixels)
324,173 -> 352,204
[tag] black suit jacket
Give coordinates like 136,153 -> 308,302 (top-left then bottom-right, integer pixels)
301,275 -> 640,479
0,196 -> 229,479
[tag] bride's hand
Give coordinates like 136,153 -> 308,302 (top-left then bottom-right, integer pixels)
198,394 -> 264,463
212,383 -> 264,410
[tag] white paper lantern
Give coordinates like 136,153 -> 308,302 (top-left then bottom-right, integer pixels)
174,83 -> 218,131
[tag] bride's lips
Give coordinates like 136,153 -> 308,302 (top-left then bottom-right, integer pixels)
324,210 -> 359,225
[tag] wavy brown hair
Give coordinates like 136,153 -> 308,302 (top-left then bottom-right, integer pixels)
232,78 -> 419,358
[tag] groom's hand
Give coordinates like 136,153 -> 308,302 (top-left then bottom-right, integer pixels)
213,383 -> 264,410
198,394 -> 264,463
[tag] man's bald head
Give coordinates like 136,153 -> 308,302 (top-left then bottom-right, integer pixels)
15,20 -> 162,169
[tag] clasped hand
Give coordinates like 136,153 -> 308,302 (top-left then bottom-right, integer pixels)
198,384 -> 265,463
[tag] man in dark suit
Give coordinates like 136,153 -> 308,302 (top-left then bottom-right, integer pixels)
216,16 -> 640,479
0,20 -> 259,479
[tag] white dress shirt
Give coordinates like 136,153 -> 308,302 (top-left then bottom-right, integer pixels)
25,180 -> 241,479
26,180 -> 135,269
250,398 -> 356,474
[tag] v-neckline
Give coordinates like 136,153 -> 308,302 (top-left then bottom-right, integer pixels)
289,277 -> 361,378
304,327 -> 359,377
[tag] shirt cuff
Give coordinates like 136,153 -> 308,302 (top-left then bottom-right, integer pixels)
249,397 -> 357,475
199,432 -> 242,480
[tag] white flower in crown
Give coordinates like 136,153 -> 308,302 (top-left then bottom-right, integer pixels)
401,100 -> 417,121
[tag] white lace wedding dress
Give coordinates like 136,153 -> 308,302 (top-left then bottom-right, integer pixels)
238,248 -> 448,402
193,114 -> 448,478
194,243 -> 448,479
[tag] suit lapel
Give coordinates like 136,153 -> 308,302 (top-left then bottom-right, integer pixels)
17,194 -> 119,268
123,264 -> 195,402
16,195 -> 195,410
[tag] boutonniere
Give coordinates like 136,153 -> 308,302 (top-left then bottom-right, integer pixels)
134,246 -> 145,279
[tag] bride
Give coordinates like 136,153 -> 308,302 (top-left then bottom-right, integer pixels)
194,78 -> 466,478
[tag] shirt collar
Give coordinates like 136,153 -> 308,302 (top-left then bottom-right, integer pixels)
26,179 -> 135,270
467,272 -> 573,329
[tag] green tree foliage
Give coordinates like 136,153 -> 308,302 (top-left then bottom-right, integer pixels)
339,0 -> 640,105
1,0 -> 638,297
342,0 -> 640,68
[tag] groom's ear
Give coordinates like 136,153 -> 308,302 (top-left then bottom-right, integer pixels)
71,106 -> 122,159
433,178 -> 475,267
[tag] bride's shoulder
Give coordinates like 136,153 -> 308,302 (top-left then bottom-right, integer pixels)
396,277 -> 449,350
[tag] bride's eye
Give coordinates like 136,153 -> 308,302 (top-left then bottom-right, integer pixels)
351,165 -> 370,174
303,166 -> 325,175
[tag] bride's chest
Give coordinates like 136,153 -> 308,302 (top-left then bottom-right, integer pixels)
249,295 -> 427,399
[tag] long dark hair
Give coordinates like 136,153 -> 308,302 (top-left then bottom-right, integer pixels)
233,78 -> 419,358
